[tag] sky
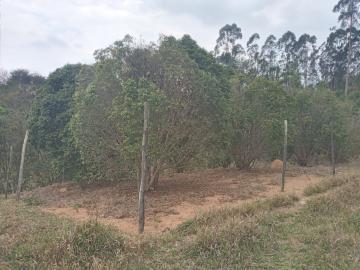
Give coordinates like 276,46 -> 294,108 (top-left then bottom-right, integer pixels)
1,0 -> 339,76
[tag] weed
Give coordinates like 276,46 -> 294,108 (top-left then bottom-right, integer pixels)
71,203 -> 82,212
303,174 -> 354,196
22,196 -> 43,206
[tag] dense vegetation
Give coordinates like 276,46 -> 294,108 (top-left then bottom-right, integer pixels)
1,1 -> 360,191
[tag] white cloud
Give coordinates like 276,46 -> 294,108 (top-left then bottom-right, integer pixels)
1,0 -> 339,75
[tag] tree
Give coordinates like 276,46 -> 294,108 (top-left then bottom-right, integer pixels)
295,34 -> 318,88
289,89 -> 349,166
72,36 -> 225,187
0,70 -> 44,193
0,69 -> 8,85
246,33 -> 261,75
214,23 -> 244,66
278,31 -> 300,91
320,27 -> 360,92
260,35 -> 280,80
227,77 -> 288,170
29,64 -> 84,182
333,0 -> 360,96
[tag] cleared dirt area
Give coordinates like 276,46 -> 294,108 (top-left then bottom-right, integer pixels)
25,165 -> 331,235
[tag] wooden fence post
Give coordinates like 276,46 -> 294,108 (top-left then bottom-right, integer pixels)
138,102 -> 149,234
331,130 -> 335,176
16,130 -> 29,202
281,120 -> 287,192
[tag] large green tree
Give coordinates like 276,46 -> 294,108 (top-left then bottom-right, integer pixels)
214,23 -> 244,66
71,36 -> 226,187
333,0 -> 360,96
29,64 -> 84,182
227,76 -> 288,170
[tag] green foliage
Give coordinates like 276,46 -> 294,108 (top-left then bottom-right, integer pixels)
227,76 -> 288,169
29,64 -> 84,182
289,89 -> 350,166
0,105 -> 5,115
0,70 -> 45,193
1,13 -> 360,189
71,36 -> 227,182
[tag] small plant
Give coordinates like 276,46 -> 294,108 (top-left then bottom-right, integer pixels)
70,221 -> 125,261
23,196 -> 43,206
71,203 -> 82,212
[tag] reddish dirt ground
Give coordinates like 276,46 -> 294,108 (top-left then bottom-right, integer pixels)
25,165 -> 330,235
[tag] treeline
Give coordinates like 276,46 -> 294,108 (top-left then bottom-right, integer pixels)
1,0 -> 360,191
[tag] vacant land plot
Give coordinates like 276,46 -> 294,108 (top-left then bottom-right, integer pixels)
1,169 -> 359,269
24,165 -> 331,234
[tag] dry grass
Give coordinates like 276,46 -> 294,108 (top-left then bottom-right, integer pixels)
303,173 -> 356,196
0,200 -> 128,269
1,170 -> 360,269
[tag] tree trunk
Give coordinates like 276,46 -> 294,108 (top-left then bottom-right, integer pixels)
146,160 -> 161,191
16,130 -> 29,202
345,13 -> 353,97
5,145 -> 13,199
281,120 -> 288,192
138,102 -> 149,234
304,55 -> 308,89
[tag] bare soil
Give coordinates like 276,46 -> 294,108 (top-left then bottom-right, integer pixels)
25,165 -> 331,235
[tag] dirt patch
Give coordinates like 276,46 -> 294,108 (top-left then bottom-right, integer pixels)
27,166 -> 327,235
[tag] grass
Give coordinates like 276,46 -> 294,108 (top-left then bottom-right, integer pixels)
303,173 -> 355,196
175,193 -> 299,236
22,195 -> 43,206
1,173 -> 360,269
0,201 -> 128,269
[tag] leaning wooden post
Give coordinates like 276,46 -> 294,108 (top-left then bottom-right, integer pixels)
16,130 -> 29,202
331,130 -> 335,176
138,102 -> 149,234
5,145 -> 13,199
281,120 -> 288,192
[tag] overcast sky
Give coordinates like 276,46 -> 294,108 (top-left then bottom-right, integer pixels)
1,0 -> 339,76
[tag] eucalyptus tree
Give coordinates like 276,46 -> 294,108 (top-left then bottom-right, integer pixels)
260,35 -> 280,80
333,0 -> 360,96
214,23 -> 244,66
0,69 -> 8,85
277,31 -> 299,90
320,29 -> 348,91
246,33 -> 261,75
295,34 -> 318,88
320,26 -> 360,92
